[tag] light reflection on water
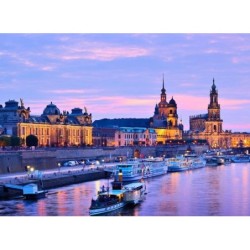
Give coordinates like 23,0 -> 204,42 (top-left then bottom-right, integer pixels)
1,163 -> 250,216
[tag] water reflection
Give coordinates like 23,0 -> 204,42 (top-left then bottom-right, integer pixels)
1,163 -> 250,216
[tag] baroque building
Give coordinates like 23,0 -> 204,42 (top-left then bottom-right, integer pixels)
187,79 -> 250,148
149,76 -> 183,144
0,99 -> 93,147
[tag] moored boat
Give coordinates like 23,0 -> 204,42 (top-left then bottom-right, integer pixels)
231,155 -> 250,163
115,160 -> 144,182
166,156 -> 192,172
205,157 -> 219,167
141,157 -> 168,178
123,182 -> 146,205
23,183 -> 48,200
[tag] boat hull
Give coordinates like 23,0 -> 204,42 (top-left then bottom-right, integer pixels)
89,201 -> 127,215
24,191 -> 48,200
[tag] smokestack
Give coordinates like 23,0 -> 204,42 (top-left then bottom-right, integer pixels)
118,169 -> 123,182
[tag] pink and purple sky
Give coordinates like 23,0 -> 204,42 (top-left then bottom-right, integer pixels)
0,33 -> 250,132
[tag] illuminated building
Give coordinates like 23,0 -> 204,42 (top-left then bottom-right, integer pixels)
149,76 -> 183,144
0,99 -> 92,146
187,79 -> 250,148
115,127 -> 157,146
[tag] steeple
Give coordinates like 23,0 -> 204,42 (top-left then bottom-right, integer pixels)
211,78 -> 216,92
161,74 -> 166,95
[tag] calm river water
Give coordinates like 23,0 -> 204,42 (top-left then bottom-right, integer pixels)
1,162 -> 250,216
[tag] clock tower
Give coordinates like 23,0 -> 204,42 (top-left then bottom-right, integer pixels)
204,79 -> 223,134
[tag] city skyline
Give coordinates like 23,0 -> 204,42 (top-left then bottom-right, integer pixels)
1,34 -> 250,132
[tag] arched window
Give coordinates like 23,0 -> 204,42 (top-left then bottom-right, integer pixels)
170,110 -> 173,114
214,125 -> 217,132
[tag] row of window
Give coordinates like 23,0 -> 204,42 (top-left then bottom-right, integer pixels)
21,126 -> 89,137
123,134 -> 157,139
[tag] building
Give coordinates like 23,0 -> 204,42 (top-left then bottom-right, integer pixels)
92,127 -> 117,147
115,127 -> 157,147
0,99 -> 93,147
187,79 -> 250,148
149,76 -> 183,144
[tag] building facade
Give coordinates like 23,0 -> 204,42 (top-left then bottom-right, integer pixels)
149,77 -> 183,144
92,127 -> 117,147
187,79 -> 250,148
114,127 -> 157,147
0,99 -> 93,147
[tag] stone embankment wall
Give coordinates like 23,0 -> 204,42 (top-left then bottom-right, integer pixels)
0,145 -> 209,174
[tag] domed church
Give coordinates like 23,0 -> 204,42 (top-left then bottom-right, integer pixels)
149,76 -> 183,144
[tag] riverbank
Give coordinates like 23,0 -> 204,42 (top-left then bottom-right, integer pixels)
0,145 -> 209,174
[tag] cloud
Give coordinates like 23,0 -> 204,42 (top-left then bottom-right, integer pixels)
51,44 -> 151,61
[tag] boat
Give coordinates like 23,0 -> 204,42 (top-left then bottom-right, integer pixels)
114,157 -> 168,182
184,154 -> 206,169
166,154 -> 206,172
89,180 -> 146,216
166,156 -> 192,172
205,157 -> 219,167
141,157 -> 168,178
231,155 -> 250,163
23,183 -> 48,200
123,182 -> 146,205
114,159 -> 144,182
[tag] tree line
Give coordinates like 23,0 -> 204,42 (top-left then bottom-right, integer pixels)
0,134 -> 38,148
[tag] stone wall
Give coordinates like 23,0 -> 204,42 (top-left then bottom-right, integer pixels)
0,145 -> 209,174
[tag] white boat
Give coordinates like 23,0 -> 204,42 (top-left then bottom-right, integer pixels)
166,156 -> 192,172
115,160 -> 144,182
189,156 -> 206,169
89,189 -> 127,216
231,155 -> 249,163
141,157 -> 168,178
123,182 -> 146,205
89,181 -> 146,216
166,155 -> 206,172
114,157 -> 168,182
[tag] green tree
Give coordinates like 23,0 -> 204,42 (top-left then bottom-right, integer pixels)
26,134 -> 38,147
10,136 -> 21,147
0,136 -> 11,147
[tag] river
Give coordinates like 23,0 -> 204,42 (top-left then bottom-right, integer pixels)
1,162 -> 250,216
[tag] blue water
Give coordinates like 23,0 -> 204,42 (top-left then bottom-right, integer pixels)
1,162 -> 250,216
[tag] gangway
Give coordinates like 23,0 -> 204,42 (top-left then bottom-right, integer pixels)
4,184 -> 24,191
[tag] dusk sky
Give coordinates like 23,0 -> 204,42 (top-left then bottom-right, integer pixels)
1,33 -> 250,132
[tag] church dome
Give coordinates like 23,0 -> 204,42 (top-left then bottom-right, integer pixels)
42,102 -> 60,115
168,97 -> 177,106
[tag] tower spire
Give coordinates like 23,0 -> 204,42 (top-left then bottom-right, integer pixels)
212,78 -> 216,91
162,73 -> 166,91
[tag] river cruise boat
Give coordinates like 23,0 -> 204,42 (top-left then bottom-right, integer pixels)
89,181 -> 146,216
231,155 -> 250,163
141,157 -> 168,178
166,156 -> 192,172
190,157 -> 206,169
166,155 -> 206,172
114,159 -> 145,182
114,157 -> 168,182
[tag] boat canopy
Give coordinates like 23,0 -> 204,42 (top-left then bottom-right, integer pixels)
100,189 -> 127,196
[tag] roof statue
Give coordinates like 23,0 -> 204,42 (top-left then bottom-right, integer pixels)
20,98 -> 24,107
84,106 -> 88,114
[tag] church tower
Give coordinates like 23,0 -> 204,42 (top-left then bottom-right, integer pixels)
158,75 -> 168,117
167,96 -> 178,127
205,79 -> 223,133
